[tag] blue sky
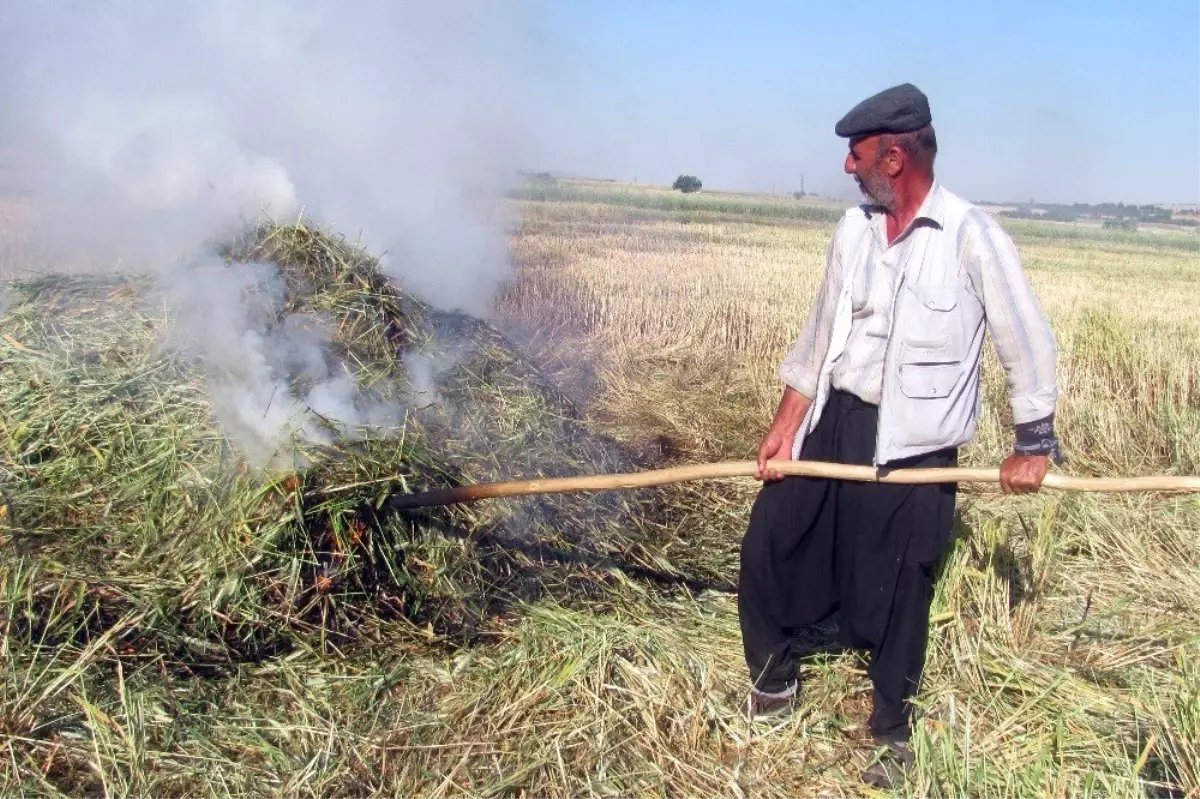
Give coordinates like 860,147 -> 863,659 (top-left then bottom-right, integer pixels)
530,0 -> 1199,204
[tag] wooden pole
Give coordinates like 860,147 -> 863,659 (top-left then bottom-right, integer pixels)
387,459 -> 1200,510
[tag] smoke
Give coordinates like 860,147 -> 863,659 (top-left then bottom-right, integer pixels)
0,2 -> 540,303
158,260 -> 403,468
0,1 -> 548,467
404,353 -> 449,410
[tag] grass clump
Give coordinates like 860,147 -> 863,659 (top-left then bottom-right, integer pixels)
2,188 -> 1197,797
0,218 -> 735,796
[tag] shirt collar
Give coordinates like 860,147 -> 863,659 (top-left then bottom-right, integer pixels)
863,181 -> 945,240
915,181 -> 945,228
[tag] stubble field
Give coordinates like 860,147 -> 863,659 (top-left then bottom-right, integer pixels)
497,182 -> 1200,796
0,179 -> 1197,797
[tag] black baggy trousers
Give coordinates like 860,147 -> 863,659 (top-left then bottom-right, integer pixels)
738,389 -> 957,742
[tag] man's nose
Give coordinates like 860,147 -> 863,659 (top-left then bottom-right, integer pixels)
844,155 -> 855,174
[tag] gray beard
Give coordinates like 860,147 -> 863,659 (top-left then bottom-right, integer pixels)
856,172 -> 895,211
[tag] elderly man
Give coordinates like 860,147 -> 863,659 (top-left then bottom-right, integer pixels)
738,83 -> 1061,787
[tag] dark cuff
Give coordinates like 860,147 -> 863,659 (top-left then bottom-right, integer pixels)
1014,413 -> 1065,465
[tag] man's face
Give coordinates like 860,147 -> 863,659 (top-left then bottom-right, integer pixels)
844,135 -> 895,210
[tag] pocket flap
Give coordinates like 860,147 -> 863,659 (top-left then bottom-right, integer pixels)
901,343 -> 958,365
908,284 -> 958,311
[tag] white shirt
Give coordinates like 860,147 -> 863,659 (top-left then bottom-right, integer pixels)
780,182 -> 1059,464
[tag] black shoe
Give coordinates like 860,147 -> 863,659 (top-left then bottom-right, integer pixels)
744,686 -> 798,720
860,740 -> 915,789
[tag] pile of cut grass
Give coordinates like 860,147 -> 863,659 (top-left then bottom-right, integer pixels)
0,219 -> 739,796
3,198 -> 1196,797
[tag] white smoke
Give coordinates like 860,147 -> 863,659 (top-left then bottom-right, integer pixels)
160,261 -> 407,468
0,1 -> 547,467
0,2 -> 539,299
404,353 -> 450,410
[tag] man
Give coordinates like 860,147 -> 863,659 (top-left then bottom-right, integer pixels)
738,83 -> 1062,788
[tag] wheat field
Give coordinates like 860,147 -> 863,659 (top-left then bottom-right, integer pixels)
495,181 -> 1200,796
0,179 -> 1196,798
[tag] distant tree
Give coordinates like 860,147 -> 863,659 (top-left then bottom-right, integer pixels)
672,175 -> 702,193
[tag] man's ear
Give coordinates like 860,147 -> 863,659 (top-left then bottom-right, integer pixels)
883,144 -> 904,178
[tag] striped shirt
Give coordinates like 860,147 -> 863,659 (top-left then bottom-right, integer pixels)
781,182 -> 1058,426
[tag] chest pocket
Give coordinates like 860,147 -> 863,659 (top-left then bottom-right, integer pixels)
902,283 -> 960,349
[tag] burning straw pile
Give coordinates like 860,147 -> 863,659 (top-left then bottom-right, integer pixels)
0,221 -> 738,794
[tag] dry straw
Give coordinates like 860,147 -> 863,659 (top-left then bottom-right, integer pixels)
2,189 -> 1197,796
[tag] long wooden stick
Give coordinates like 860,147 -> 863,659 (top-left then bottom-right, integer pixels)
387,460 -> 1200,509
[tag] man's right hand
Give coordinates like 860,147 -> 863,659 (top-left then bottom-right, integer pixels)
756,429 -> 793,482
756,386 -> 811,483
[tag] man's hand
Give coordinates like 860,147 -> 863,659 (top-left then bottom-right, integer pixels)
999,453 -> 1049,494
756,429 -> 793,482
755,387 -> 811,483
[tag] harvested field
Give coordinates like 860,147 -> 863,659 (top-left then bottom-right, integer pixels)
1,180 -> 1198,797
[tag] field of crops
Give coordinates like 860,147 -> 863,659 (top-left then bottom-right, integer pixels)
498,184 -> 1200,795
2,180 -> 1198,796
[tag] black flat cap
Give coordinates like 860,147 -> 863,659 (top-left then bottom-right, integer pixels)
835,83 -> 931,138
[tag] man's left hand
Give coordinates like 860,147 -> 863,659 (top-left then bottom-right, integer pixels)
999,453 -> 1049,494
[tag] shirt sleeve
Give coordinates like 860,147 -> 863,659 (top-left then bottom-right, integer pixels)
962,213 -> 1059,425
779,215 -> 845,399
